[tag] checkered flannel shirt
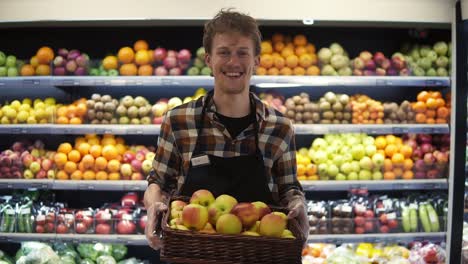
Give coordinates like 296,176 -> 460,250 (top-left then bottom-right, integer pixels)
147,92 -> 305,206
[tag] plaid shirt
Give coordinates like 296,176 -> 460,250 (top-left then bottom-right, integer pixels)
147,92 -> 304,206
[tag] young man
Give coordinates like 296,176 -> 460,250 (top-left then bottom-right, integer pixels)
144,9 -> 309,250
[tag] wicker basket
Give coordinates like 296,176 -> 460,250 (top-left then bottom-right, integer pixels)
159,196 -> 305,264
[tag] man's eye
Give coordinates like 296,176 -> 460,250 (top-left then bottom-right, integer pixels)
218,51 -> 230,56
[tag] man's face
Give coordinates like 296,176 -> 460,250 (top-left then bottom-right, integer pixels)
205,32 -> 259,95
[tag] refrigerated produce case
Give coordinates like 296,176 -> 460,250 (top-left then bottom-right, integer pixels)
0,1 -> 464,263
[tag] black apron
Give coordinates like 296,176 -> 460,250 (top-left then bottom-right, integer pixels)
179,92 -> 275,205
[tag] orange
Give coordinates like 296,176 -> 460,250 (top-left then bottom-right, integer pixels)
36,46 -> 54,64
273,42 -> 285,52
279,67 -> 293,76
64,161 -> 77,174
299,54 -> 313,68
436,118 -> 447,124
102,145 -> 118,160
435,98 -> 445,108
135,50 -> 151,66
306,65 -> 320,76
267,67 -> 280,76
82,170 -> 96,180
87,137 -> 100,146
281,47 -> 294,58
89,145 -> 102,158
415,113 -> 427,123
294,46 -> 307,57
138,64 -> 153,76
393,167 -> 403,179
391,153 -> 405,165
285,55 -> 299,68
426,98 -> 438,109
306,163 -> 317,176
115,144 -> 126,155
383,171 -> 396,180
297,164 -> 306,176
402,170 -> 414,180
76,103 -> 87,116
271,33 -> 284,43
70,170 -> 83,180
293,34 -> 307,46
35,65 -> 51,76
68,150 -> 81,163
115,137 -> 125,145
426,118 -> 435,124
260,54 -> 273,69
56,170 -> 69,180
21,64 -> 35,76
412,101 -> 427,113
57,117 -> 68,125
400,145 -> 413,159
96,171 -> 109,181
85,134 -> 98,140
437,107 -> 449,119
383,159 -> 393,171
69,117 -> 82,124
108,172 -> 121,180
261,41 -> 273,54
403,159 -> 414,170
57,106 -> 67,117
147,50 -> 155,63
119,63 -> 138,76
95,157 -> 108,171
417,91 -> 430,102
58,143 -> 73,154
102,55 -> 118,70
117,47 -> 135,63
256,67 -> 267,75
78,162 -> 85,172
385,144 -> 398,158
54,152 -> 68,168
66,105 -> 77,118
305,43 -> 316,54
431,91 -> 442,99
30,56 -> 39,68
385,135 -> 397,145
133,40 -> 149,51
293,67 -> 306,76
426,109 -> 436,119
107,159 -> 121,172
81,154 -> 95,169
273,56 -> 285,69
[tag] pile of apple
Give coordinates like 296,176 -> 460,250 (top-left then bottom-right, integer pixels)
374,134 -> 414,180
120,145 -> 155,181
318,43 -> 351,76
402,41 -> 451,76
257,34 -> 320,76
169,189 -> 296,239
186,47 -> 212,76
0,98 -> 56,124
86,94 -> 119,124
56,98 -> 87,125
0,51 -> 20,77
153,47 -> 192,76
258,91 -> 286,114
412,90 -> 450,124
351,51 -> 409,76
404,134 -> 449,179
307,133 -> 385,181
52,48 -> 90,76
350,94 -> 384,124
116,95 -> 152,125
21,140 -> 56,180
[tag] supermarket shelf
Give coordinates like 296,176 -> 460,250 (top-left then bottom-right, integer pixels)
0,179 -> 147,191
0,124 -> 449,135
0,76 -> 450,88
0,233 -> 146,245
301,179 -> 448,191
307,232 -> 446,244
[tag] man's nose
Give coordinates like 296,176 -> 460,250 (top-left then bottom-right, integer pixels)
227,54 -> 241,64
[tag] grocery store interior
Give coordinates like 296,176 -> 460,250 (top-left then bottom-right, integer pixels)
0,0 -> 467,263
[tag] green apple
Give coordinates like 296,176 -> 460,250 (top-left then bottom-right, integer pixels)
347,172 -> 358,181
0,66 -> 7,76
362,136 -> 375,146
196,47 -> 206,60
200,67 -> 212,76
108,69 -> 119,76
340,162 -> 353,175
0,51 -> 5,66
312,138 -> 328,150
312,150 -> 327,164
372,153 -> 385,168
5,55 -> 16,68
359,156 -> 373,171
358,170 -> 372,180
332,155 -> 344,167
372,170 -> 383,180
7,67 -> 18,77
187,66 -> 200,76
336,173 -> 347,181
327,164 -> 339,177
351,145 -> 365,160
365,145 -> 377,156
350,161 -> 361,172
317,163 -> 328,176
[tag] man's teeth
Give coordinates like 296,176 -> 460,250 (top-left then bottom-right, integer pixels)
225,72 -> 241,77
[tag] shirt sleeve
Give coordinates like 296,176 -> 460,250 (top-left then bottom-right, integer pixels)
272,119 -> 305,207
146,113 -> 182,194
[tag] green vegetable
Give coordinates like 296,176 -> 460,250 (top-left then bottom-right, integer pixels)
111,245 -> 127,261
81,258 -> 96,264
61,255 -> 77,264
96,255 -> 117,264
77,243 -> 113,261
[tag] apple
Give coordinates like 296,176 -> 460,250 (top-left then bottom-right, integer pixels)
5,55 -> 16,68
153,48 -> 167,62
359,157 -> 373,170
281,229 -> 295,239
154,66 -> 168,76
95,209 -> 112,224
248,220 -> 260,233
351,145 -> 365,160
0,51 -> 5,66
117,220 -> 136,234
171,200 -> 187,211
131,172 -> 143,180
347,172 -> 359,181
145,152 -> 156,161
359,170 -> 372,180
189,189 -> 215,206
259,213 -> 286,238
96,223 -> 112,234
372,153 -> 385,168
75,222 -> 88,234
141,159 -> 152,174
354,216 -> 365,226
23,169 -> 34,179
231,202 -> 260,228
199,222 -> 217,234
163,56 -> 177,69
215,213 -> 242,235
152,116 -> 164,124
182,204 -> 208,230
30,161 -> 41,173
41,159 -> 53,171
120,164 -> 133,178
36,169 -> 47,179
251,201 -> 271,219
372,171 -> 383,180
208,194 -> 238,225
177,49 -> 192,63
131,159 -> 142,172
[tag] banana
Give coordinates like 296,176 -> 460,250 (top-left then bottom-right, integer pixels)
401,207 -> 411,232
426,203 -> 440,232
409,208 -> 418,232
419,204 -> 432,232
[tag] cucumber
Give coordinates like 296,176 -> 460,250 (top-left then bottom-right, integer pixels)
419,204 -> 432,232
426,203 -> 440,232
409,208 -> 418,232
401,207 -> 411,232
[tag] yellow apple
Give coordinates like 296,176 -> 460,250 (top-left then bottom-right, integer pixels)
251,201 -> 272,219
272,211 -> 288,221
208,194 -> 238,225
248,221 -> 260,233
216,213 -> 242,235
170,208 -> 182,220
170,217 -> 183,226
281,229 -> 295,239
182,204 -> 208,230
199,222 -> 216,234
190,189 -> 215,207
259,213 -> 286,238
171,200 -> 187,211
231,202 -> 259,228
241,231 -> 260,236
175,224 -> 189,231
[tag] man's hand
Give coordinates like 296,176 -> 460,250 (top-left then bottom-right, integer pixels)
145,201 -> 168,250
287,199 -> 309,245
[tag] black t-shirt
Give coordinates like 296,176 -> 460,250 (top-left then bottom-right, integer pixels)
216,112 -> 255,138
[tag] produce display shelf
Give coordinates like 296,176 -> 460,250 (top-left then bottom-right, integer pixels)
0,179 -> 147,191
0,233 -> 146,245
0,76 -> 450,88
301,179 -> 448,191
307,232 -> 446,244
0,124 -> 449,135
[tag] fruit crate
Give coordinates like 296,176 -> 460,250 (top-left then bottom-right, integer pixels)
159,196 -> 305,264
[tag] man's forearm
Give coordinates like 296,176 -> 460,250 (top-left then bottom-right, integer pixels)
144,183 -> 169,209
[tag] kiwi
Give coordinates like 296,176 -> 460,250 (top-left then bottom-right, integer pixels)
96,111 -> 104,121
101,95 -> 112,103
344,104 -> 352,112
334,112 -> 343,120
312,113 -> 321,122
94,102 -> 104,111
292,95 -> 302,104
104,102 -> 116,112
303,112 -> 313,121
384,119 -> 393,124
322,111 -> 335,120
285,99 -> 295,109
286,110 -> 296,118
86,100 -> 95,109
294,113 -> 303,122
304,103 -> 314,112
91,93 -> 101,101
332,102 -> 343,112
91,119 -> 100,125
333,120 -> 341,124
87,109 -> 96,120
101,119 -> 109,125
320,119 -> 332,124
341,120 -> 349,124
110,118 -> 118,124
305,120 -> 314,124
300,92 -> 309,99
130,118 -> 141,125
295,105 -> 304,113
319,101 -> 331,111
103,112 -> 114,121
343,112 -> 351,120
300,97 -> 310,105
397,109 -> 407,120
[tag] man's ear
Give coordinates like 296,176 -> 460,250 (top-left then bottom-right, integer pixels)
254,55 -> 260,67
205,52 -> 211,67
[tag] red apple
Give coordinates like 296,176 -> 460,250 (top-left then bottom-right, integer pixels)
182,204 -> 209,230
190,189 -> 215,207
251,201 -> 271,220
153,48 -> 167,62
231,202 -> 260,228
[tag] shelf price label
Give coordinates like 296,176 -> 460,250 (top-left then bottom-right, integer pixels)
78,184 -> 95,190
10,127 -> 29,134
123,184 -> 145,191
95,128 -> 114,134
23,79 -> 41,87
392,127 -> 409,134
